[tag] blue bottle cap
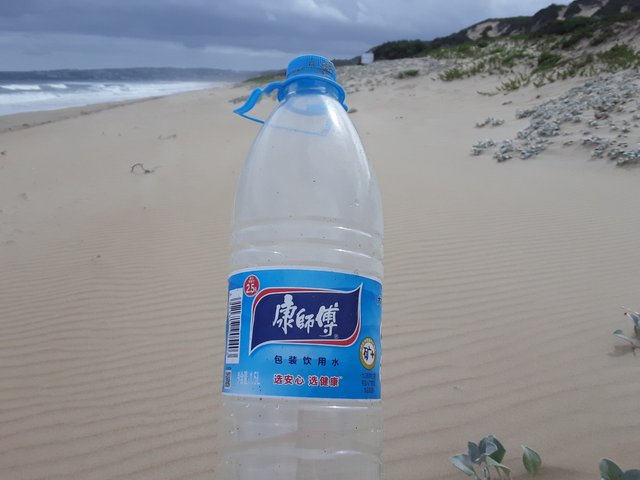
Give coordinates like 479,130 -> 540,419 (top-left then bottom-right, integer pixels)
233,54 -> 347,124
286,54 -> 337,82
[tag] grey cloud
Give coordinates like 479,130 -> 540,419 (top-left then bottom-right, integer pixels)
0,0 -> 554,70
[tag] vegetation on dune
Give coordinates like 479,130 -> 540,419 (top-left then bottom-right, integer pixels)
429,32 -> 640,91
396,69 -> 420,79
372,39 -> 430,60
371,5 -> 640,62
243,4 -> 640,93
243,71 -> 285,84
535,51 -> 563,71
369,3 -> 640,91
599,44 -> 640,69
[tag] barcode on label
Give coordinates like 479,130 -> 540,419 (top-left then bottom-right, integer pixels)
225,288 -> 242,364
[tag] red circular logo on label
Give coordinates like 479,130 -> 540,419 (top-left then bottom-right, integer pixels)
243,275 -> 259,297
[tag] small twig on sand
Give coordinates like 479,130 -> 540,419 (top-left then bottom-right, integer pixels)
130,162 -> 154,174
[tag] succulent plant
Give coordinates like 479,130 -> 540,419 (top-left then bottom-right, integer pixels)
450,435 -> 542,479
600,458 -> 640,480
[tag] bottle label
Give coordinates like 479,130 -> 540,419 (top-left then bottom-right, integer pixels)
222,268 -> 382,400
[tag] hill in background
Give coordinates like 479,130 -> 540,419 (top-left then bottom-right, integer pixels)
372,0 -> 640,61
365,0 -> 640,94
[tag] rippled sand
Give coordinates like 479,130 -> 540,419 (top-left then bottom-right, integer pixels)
1,62 -> 640,480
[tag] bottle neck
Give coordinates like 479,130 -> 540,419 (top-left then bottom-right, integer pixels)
280,78 -> 342,102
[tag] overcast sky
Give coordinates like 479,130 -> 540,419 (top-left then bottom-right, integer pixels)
1,0 -> 556,71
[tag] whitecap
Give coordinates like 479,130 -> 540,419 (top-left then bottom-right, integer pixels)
1,84 -> 42,91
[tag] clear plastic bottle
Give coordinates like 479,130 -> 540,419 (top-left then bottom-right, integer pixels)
219,55 -> 383,480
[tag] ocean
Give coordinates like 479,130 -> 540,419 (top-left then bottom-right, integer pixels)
0,67 -> 252,117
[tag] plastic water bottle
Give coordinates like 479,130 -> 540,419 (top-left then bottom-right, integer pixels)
219,54 -> 383,479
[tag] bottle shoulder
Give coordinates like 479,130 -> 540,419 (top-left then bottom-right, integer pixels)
232,91 -> 383,261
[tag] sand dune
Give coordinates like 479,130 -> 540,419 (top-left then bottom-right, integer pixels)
1,65 -> 640,480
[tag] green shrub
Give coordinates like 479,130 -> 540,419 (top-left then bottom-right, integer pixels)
372,39 -> 427,60
488,45 -> 507,56
439,67 -> 465,81
499,73 -> 530,91
244,71 -> 285,84
539,16 -> 596,36
396,69 -> 420,79
536,51 -> 562,71
430,42 -> 481,60
590,27 -> 615,46
562,53 -> 595,78
451,43 -> 476,57
500,49 -> 527,67
598,44 -> 640,69
560,29 -> 592,49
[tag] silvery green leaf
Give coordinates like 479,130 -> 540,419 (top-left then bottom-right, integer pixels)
450,454 -> 478,477
522,445 -> 541,474
486,456 -> 511,479
486,435 -> 507,463
623,310 -> 640,327
613,330 -> 636,345
622,470 -> 640,480
478,436 -> 498,459
468,442 -> 482,463
600,458 -> 623,480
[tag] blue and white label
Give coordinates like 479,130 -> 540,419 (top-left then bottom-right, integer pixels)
222,268 -> 382,400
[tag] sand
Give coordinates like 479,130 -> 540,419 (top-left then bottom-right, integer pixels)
1,63 -> 640,480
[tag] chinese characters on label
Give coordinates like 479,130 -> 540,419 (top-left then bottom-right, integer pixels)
274,355 -> 339,366
273,373 -> 341,388
224,269 -> 381,400
273,294 -> 339,337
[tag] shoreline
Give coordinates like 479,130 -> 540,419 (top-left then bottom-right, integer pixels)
0,82 -> 236,134
6,61 -> 640,169
0,96 -> 162,134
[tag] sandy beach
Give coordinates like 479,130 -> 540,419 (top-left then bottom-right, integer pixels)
1,60 -> 640,480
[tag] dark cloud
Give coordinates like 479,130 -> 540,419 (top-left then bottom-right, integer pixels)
0,0 -> 554,70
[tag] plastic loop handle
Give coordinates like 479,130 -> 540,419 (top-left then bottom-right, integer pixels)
233,75 -> 348,124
